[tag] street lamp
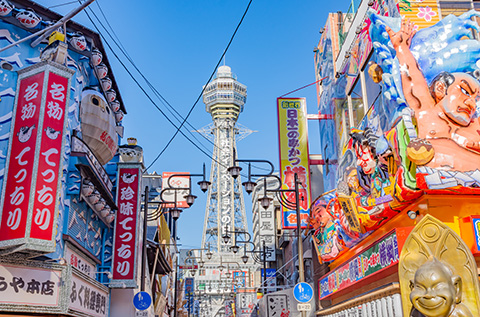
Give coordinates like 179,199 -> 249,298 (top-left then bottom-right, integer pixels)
143,165 -> 210,317
223,225 -> 269,293
228,157 -> 307,300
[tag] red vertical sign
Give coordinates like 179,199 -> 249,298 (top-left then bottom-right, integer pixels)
30,72 -> 69,240
0,72 -> 44,241
112,167 -> 140,281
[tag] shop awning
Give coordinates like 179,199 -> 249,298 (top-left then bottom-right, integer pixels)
147,240 -> 172,275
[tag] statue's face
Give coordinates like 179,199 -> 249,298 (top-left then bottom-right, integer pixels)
439,73 -> 480,127
355,144 -> 376,175
410,264 -> 456,317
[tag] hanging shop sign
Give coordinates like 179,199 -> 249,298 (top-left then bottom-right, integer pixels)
65,245 -> 96,279
68,270 -> 109,317
277,98 -> 311,229
111,164 -> 142,288
162,172 -> 189,208
236,289 -> 257,317
0,61 -> 73,253
318,229 -> 408,299
0,261 -> 69,315
258,206 -> 276,261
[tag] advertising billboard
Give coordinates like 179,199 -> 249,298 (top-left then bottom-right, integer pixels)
111,165 -> 142,287
162,172 -> 190,208
277,98 -> 311,229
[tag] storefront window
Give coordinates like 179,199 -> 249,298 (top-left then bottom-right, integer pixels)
349,78 -> 364,127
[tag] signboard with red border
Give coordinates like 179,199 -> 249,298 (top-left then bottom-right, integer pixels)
110,164 -> 141,287
277,98 -> 311,229
0,61 -> 73,253
162,172 -> 189,208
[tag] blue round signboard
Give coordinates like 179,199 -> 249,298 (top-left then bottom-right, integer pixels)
133,291 -> 152,311
293,282 -> 313,303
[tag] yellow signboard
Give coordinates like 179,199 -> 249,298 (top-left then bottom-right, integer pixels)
277,98 -> 311,229
337,194 -> 365,234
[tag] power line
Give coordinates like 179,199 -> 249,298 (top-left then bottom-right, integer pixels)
90,1 -> 258,171
48,1 -> 78,9
88,2 -> 214,157
81,7 -> 219,167
80,1 -> 256,176
145,0 -> 253,170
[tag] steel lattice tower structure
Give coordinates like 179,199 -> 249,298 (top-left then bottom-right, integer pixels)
201,65 -> 249,253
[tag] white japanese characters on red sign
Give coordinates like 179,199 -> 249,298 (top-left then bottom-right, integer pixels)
0,66 -> 70,250
0,72 -> 44,241
112,167 -> 140,281
30,72 -> 68,241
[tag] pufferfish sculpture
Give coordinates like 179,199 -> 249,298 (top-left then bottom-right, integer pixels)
80,88 -> 118,165
17,124 -> 35,143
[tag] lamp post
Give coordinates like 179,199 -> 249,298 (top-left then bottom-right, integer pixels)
142,166 -> 210,317
228,158 -> 307,301
223,226 -> 267,293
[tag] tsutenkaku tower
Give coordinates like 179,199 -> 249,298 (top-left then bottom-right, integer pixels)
201,65 -> 249,253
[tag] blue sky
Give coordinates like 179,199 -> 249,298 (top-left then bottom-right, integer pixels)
38,0 -> 351,248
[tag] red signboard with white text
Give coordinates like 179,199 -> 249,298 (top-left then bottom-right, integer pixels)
0,72 -> 44,241
30,72 -> 69,240
0,62 -> 72,252
111,165 -> 141,286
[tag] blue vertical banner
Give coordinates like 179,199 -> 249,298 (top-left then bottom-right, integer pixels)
185,278 -> 194,315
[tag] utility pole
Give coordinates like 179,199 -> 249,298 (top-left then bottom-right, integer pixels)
295,173 -> 306,317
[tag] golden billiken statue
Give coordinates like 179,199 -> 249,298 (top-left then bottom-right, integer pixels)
409,258 -> 473,317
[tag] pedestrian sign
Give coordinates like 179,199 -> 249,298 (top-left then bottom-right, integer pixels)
133,291 -> 152,311
293,282 -> 313,303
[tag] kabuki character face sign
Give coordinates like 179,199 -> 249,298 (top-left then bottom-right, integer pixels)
354,142 -> 376,175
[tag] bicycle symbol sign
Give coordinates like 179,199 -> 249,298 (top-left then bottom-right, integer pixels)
293,282 -> 313,303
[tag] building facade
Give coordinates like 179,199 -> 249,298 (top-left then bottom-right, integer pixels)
311,0 -> 480,316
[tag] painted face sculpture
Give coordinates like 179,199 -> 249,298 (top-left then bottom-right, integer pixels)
409,258 -> 472,317
355,143 -> 376,175
433,73 -> 480,127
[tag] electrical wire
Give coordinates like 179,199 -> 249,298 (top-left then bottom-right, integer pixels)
89,2 -> 214,157
93,6 -> 275,173
145,0 -> 253,170
84,0 -> 256,174
81,6 -> 242,176
48,1 -> 78,9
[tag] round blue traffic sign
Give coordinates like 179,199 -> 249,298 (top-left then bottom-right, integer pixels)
133,291 -> 152,311
293,282 -> 313,303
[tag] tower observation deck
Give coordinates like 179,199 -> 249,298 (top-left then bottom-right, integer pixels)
201,65 -> 249,253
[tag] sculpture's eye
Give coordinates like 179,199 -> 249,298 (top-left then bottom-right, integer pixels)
461,87 -> 470,97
